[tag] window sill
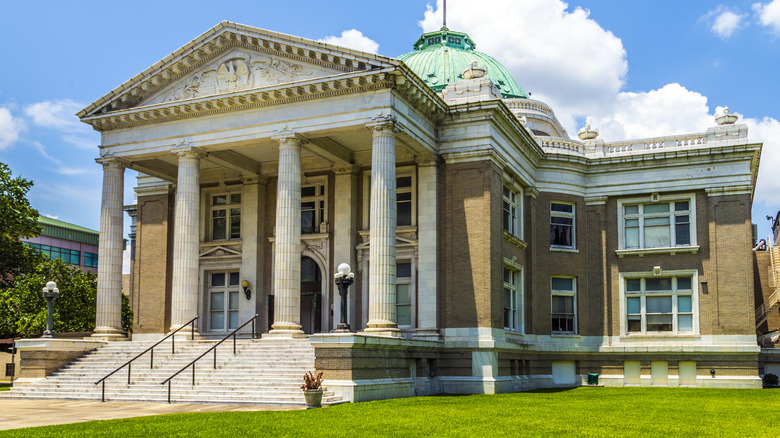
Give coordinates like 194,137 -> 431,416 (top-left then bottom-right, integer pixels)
550,247 -> 578,253
503,231 -> 527,249
615,246 -> 699,258
551,333 -> 580,338
620,334 -> 700,339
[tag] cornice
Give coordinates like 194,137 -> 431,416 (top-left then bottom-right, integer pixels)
82,70 -> 397,131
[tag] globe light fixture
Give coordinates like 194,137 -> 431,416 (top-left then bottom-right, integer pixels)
41,281 -> 60,338
334,263 -> 354,333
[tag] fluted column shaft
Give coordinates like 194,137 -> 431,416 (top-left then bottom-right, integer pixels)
365,121 -> 399,335
93,158 -> 125,339
270,135 -> 303,334
170,148 -> 203,333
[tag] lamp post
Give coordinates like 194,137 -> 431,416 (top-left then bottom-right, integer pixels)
41,281 -> 59,338
333,263 -> 354,333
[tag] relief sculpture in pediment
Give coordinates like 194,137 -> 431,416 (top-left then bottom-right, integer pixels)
145,51 -> 329,106
251,56 -> 314,85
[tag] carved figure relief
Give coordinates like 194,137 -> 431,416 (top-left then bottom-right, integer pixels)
143,50 -> 332,106
217,59 -> 251,93
251,56 -> 314,85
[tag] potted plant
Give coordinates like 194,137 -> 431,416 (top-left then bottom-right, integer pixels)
301,371 -> 324,408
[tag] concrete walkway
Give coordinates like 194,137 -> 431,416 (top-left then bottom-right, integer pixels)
0,398 -> 304,431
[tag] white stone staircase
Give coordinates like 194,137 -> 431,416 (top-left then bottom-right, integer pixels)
2,337 -> 343,406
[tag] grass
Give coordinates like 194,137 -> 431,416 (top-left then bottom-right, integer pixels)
3,388 -> 779,437
0,386 -> 9,391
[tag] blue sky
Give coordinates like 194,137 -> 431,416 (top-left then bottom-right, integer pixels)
1,0 -> 779,256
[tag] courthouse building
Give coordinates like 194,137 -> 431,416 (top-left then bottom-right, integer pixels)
76,21 -> 766,399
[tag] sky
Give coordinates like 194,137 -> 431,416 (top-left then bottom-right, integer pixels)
1,0 -> 779,271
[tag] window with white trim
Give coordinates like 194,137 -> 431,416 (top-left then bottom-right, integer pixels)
550,202 -> 575,248
396,261 -> 413,327
503,267 -> 522,331
551,277 -> 576,334
301,181 -> 326,234
624,275 -> 695,335
620,196 -> 694,249
503,185 -> 522,237
210,193 -> 241,241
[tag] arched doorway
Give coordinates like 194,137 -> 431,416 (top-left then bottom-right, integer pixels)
300,256 -> 322,333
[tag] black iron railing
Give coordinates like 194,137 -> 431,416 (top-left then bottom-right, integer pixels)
161,314 -> 259,403
94,316 -> 198,402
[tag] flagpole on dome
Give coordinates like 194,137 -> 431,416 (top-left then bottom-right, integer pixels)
443,0 -> 447,27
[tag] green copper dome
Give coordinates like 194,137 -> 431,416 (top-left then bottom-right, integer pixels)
399,27 -> 528,99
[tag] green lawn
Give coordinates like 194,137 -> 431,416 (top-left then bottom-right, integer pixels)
4,388 -> 779,437
0,386 -> 9,391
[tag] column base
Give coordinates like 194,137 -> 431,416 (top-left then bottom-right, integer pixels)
168,324 -> 199,339
91,327 -> 127,341
266,330 -> 307,338
362,327 -> 401,337
413,329 -> 441,340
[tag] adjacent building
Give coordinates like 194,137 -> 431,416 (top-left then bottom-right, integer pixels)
21,216 -> 100,274
77,22 -> 765,400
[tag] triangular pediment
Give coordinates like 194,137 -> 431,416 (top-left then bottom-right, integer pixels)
200,244 -> 242,258
78,21 -> 399,118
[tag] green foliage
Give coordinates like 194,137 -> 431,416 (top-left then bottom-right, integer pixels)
0,257 -> 132,338
0,162 -> 42,289
3,388 -> 780,437
763,373 -> 778,386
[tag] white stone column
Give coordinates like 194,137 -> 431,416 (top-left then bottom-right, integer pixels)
415,155 -> 439,339
270,134 -> 304,335
169,147 -> 204,334
332,164 -> 358,330
93,157 -> 126,339
365,119 -> 400,336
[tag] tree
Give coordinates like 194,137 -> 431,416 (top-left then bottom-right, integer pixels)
0,256 -> 133,338
0,161 -> 42,289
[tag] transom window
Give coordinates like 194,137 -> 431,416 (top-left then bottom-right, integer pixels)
621,197 -> 693,249
551,277 -> 576,334
396,261 -> 413,327
504,267 -> 522,332
209,271 -> 240,332
624,275 -> 695,335
550,202 -> 575,248
210,193 -> 241,240
301,182 -> 326,234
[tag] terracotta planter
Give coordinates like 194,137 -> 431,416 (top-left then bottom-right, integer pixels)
304,388 -> 323,408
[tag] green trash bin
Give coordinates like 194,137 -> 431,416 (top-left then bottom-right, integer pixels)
587,373 -> 599,385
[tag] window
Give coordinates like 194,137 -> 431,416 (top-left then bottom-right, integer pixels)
84,252 -> 98,268
26,243 -> 81,265
210,193 -> 241,240
624,274 -> 696,335
301,182 -> 326,234
620,197 -> 694,249
503,186 -> 521,236
551,277 -> 576,334
396,262 -> 413,326
550,202 -> 575,248
209,271 -> 240,332
504,268 -> 521,331
397,176 -> 413,227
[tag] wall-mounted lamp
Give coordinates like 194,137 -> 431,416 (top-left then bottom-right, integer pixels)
241,280 -> 251,300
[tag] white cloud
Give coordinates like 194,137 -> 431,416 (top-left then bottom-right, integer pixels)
318,29 -> 379,54
586,84 -> 712,141
0,107 -> 26,150
418,0 -> 627,132
754,0 -> 780,33
744,115 -> 780,205
23,99 -> 85,132
705,7 -> 747,38
29,140 -> 61,164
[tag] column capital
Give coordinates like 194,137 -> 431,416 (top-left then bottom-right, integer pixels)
415,154 -> 440,168
171,146 -> 206,159
332,164 -> 360,176
271,131 -> 308,146
366,114 -> 400,134
95,155 -> 129,169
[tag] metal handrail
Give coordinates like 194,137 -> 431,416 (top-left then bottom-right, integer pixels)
161,314 -> 259,403
94,316 -> 198,402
